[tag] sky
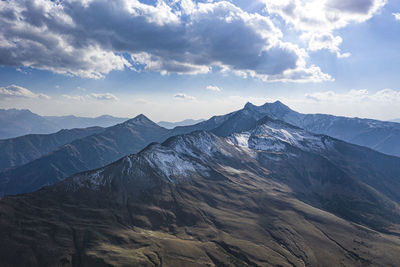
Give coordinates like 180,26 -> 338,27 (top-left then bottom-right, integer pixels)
0,0 -> 399,122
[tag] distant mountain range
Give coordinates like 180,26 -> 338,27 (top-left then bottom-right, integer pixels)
0,127 -> 105,172
157,118 -> 205,129
2,101 -> 400,197
0,109 -> 128,139
1,116 -> 400,266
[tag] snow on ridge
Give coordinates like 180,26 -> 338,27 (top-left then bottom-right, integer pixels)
143,145 -> 209,183
227,122 -> 333,153
170,131 -> 217,157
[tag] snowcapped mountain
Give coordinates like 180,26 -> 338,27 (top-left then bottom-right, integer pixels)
1,118 -> 400,266
244,101 -> 400,157
174,100 -> 400,157
228,117 -> 334,153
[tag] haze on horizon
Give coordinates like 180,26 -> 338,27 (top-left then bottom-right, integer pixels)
0,0 -> 399,122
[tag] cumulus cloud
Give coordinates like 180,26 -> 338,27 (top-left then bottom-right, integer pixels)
174,93 -> 196,100
393,13 -> 400,20
262,0 -> 386,57
0,0 -> 331,82
0,84 -> 50,99
206,85 -> 222,92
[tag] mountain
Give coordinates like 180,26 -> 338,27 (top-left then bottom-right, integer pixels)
44,114 -> 128,129
3,101 -> 400,197
157,119 -> 205,129
0,115 -> 169,196
391,118 -> 400,123
244,101 -> 400,157
174,101 -> 400,157
0,108 -> 128,139
1,120 -> 400,266
0,127 -> 104,172
0,108 -> 268,196
0,109 -> 60,139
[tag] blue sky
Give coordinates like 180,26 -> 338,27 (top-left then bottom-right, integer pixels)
0,0 -> 399,122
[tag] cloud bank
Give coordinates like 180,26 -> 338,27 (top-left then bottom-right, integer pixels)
0,0 -> 333,82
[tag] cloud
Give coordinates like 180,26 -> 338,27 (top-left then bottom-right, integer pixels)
62,93 -> 119,101
206,85 -> 222,92
305,88 -> 400,103
262,0 -> 386,57
0,84 -> 50,99
393,13 -> 400,20
0,0 -> 330,82
90,93 -> 119,101
62,94 -> 86,101
174,93 -> 196,100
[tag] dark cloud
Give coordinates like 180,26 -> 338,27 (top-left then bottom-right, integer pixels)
328,0 -> 375,14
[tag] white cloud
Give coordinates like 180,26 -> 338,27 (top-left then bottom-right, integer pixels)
62,94 -> 86,101
174,93 -> 196,100
0,85 -> 50,99
62,93 -> 119,101
305,89 -> 400,103
206,85 -> 222,92
393,13 -> 400,20
293,88 -> 400,119
0,0 -> 330,82
90,93 -> 119,101
262,0 -> 386,57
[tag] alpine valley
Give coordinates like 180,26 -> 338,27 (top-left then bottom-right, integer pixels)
1,102 -> 400,266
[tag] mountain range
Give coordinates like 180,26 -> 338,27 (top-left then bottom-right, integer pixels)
0,109 -> 127,139
0,115 -> 169,196
1,116 -> 400,266
2,101 -> 400,197
0,126 -> 105,173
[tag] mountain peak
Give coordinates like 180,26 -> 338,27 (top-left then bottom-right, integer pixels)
125,114 -> 155,125
244,102 -> 256,109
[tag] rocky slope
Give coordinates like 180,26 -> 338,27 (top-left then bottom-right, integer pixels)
1,120 -> 400,266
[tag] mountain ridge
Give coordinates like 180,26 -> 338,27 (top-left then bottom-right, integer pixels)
1,118 -> 400,266
2,101 -> 400,197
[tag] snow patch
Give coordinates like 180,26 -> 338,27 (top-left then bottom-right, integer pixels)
143,145 -> 209,183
